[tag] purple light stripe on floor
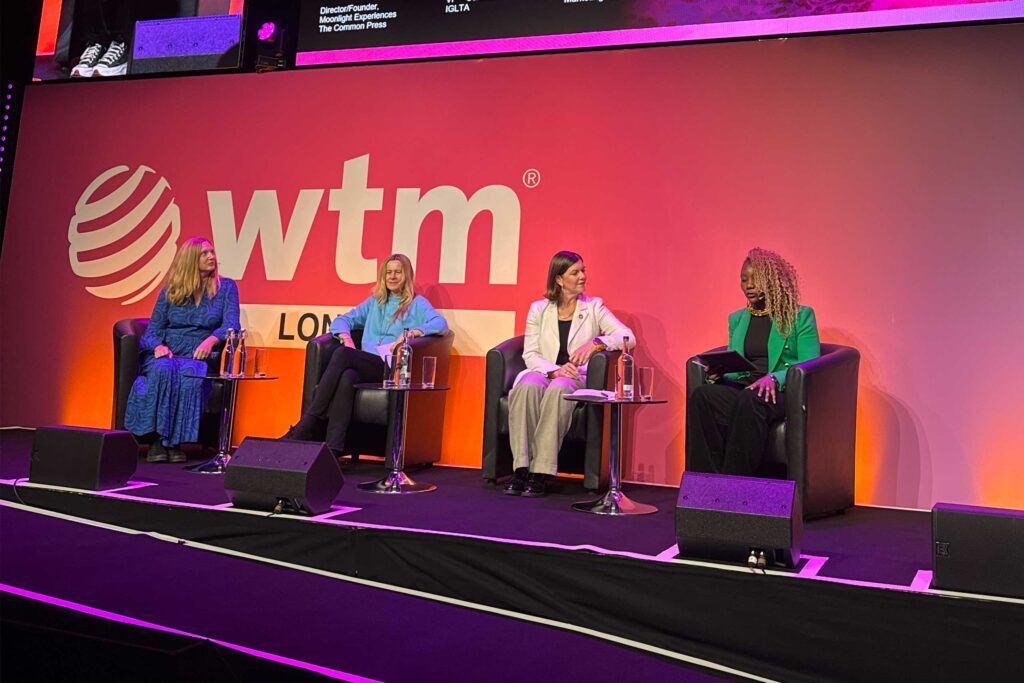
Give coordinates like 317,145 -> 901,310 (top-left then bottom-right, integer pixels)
1,583 -> 382,683
797,555 -> 829,578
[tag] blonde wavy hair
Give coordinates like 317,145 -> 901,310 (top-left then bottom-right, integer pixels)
745,247 -> 800,337
372,254 -> 416,321
165,237 -> 219,306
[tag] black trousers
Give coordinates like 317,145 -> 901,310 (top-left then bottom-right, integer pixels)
306,346 -> 386,452
686,381 -> 787,476
79,0 -> 133,44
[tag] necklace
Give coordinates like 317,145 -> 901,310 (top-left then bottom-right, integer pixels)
747,303 -> 771,317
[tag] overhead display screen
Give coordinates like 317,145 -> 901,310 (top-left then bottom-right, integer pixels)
295,0 -> 1024,66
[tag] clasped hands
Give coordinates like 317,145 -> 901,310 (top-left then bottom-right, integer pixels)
549,342 -> 601,380
336,329 -> 424,352
153,335 -> 219,360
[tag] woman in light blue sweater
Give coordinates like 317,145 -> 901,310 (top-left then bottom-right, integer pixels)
283,254 -> 448,454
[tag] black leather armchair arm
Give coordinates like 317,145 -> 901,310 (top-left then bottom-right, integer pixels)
482,336 -> 526,481
112,318 -> 150,429
783,344 -> 860,518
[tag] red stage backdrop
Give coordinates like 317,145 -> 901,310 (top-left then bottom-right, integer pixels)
3,23 -> 1023,510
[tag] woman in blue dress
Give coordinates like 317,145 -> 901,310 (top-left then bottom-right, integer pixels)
124,237 -> 240,463
283,253 -> 448,455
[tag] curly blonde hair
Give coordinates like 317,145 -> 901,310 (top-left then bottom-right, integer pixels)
745,247 -> 800,337
165,237 -> 219,306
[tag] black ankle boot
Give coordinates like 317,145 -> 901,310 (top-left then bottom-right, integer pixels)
503,468 -> 529,496
523,473 -> 550,498
146,442 -> 168,463
282,415 -> 317,440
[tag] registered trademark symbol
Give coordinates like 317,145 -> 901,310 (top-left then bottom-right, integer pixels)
522,169 -> 541,188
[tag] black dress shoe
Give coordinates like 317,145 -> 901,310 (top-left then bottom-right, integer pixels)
503,468 -> 529,496
523,473 -> 550,498
146,442 -> 168,463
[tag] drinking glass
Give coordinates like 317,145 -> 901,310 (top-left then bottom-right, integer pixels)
638,367 -> 654,401
422,356 -> 437,389
253,348 -> 268,377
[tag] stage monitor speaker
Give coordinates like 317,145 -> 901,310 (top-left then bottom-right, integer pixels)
931,503 -> 1024,599
130,14 -> 242,74
29,426 -> 138,491
675,472 -> 802,568
224,438 -> 343,516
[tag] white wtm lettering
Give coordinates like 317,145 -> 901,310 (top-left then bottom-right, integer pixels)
208,154 -> 521,284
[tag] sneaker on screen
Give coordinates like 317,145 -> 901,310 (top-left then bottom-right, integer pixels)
70,43 -> 104,78
94,41 -> 128,77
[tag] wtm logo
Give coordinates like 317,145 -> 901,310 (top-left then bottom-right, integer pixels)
68,165 -> 181,305
68,154 -> 523,305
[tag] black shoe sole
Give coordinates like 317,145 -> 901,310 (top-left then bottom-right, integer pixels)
522,489 -> 547,498
503,486 -> 524,496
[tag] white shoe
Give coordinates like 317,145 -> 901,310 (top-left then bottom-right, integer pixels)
93,41 -> 128,77
70,43 -> 104,78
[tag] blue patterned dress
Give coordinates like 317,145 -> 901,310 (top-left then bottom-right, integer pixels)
124,279 -> 240,447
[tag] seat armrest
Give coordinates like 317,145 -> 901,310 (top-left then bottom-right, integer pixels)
487,335 -> 527,396
685,346 -> 727,399
112,318 -> 150,429
586,350 -> 620,390
784,345 -> 861,517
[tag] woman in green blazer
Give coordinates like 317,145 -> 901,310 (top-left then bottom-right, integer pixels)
686,247 -> 820,475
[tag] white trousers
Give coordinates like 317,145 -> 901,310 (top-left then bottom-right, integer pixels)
508,372 -> 585,475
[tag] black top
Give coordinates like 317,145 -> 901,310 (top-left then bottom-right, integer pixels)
556,319 -> 572,365
744,315 -> 772,377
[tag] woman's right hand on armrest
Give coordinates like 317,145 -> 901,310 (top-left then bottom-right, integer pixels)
154,345 -> 173,359
338,334 -> 355,349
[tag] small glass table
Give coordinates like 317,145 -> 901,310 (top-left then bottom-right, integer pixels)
354,383 -> 449,494
563,394 -> 667,516
184,374 -> 278,474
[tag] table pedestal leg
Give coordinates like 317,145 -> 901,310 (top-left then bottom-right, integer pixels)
572,403 -> 657,515
188,378 -> 237,474
358,391 -> 436,494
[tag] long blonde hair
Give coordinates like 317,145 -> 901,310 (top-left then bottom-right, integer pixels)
745,247 -> 800,337
165,237 -> 219,306
372,254 -> 416,321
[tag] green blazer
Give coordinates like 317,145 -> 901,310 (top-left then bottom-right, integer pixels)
725,305 -> 820,390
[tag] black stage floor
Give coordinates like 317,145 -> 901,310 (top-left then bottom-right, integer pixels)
2,428 -> 1021,682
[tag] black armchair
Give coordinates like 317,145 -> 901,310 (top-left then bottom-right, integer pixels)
481,335 -> 619,491
301,330 -> 455,468
685,343 -> 860,519
112,318 -> 223,443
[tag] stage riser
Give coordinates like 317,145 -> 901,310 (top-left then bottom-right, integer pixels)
2,483 -> 1020,683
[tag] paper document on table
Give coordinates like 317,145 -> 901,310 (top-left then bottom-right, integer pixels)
570,389 -> 615,400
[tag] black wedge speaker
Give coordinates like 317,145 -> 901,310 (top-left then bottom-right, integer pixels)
29,426 -> 138,491
224,437 -> 343,515
675,472 -> 802,568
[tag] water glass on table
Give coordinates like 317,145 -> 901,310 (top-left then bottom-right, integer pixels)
638,366 -> 654,401
253,348 -> 269,377
422,356 -> 437,389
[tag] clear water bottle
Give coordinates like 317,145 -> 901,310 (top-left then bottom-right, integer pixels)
220,329 -> 237,377
616,335 -> 634,400
392,328 -> 413,387
235,329 -> 248,377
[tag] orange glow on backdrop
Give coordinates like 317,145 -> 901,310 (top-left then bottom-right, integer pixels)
5,23 -> 1024,510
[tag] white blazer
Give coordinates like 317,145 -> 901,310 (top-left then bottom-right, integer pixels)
515,294 -> 635,386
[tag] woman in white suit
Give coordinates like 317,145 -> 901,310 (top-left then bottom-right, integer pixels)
505,251 -> 635,497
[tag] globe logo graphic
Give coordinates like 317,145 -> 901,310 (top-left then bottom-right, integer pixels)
68,165 -> 181,305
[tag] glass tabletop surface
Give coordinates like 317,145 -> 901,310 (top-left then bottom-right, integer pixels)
183,374 -> 279,380
563,394 -> 667,405
354,383 -> 450,392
